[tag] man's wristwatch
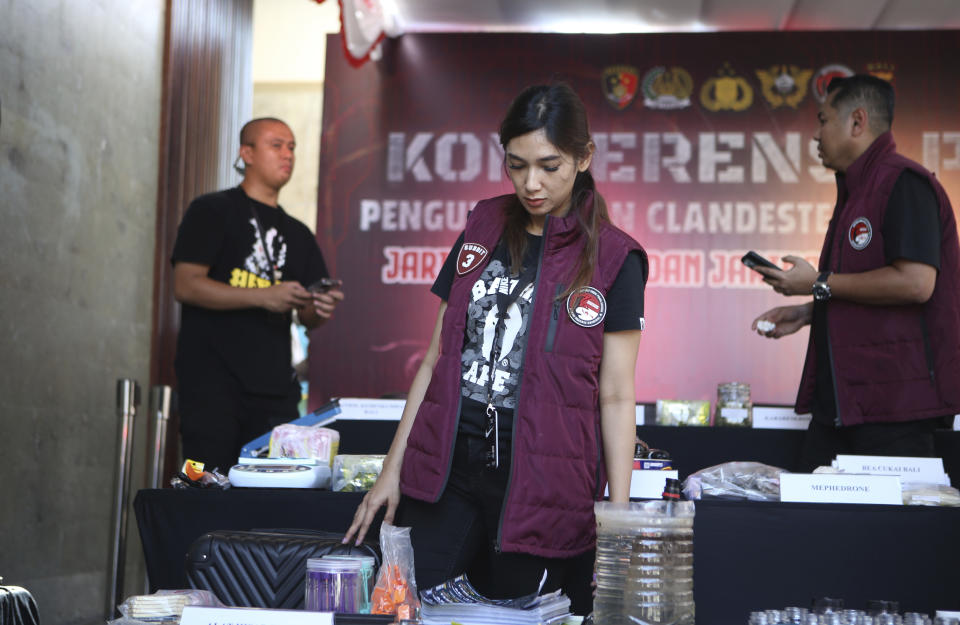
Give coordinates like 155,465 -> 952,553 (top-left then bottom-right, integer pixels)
813,271 -> 832,302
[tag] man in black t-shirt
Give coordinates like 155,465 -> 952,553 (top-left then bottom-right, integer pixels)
752,75 -> 960,469
171,118 -> 344,471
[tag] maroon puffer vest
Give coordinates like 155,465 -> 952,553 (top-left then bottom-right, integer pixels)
796,132 -> 960,424
400,193 -> 645,557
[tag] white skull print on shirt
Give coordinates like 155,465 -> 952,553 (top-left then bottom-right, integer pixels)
460,257 -> 537,409
244,217 -> 288,279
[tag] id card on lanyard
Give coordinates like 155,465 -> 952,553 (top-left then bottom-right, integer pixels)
483,268 -> 535,468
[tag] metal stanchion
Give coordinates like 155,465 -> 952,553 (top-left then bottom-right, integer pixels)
143,385 -> 172,594
148,385 -> 173,489
106,378 -> 140,619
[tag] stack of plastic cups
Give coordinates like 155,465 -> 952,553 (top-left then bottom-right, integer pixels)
594,497 -> 695,625
322,555 -> 376,613
305,557 -> 363,613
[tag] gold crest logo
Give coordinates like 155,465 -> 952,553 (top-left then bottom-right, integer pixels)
700,63 -> 753,112
867,62 -> 895,84
756,65 -> 813,109
642,66 -> 694,110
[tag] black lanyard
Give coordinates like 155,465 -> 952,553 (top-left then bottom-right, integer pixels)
249,201 -> 281,284
484,266 -> 536,469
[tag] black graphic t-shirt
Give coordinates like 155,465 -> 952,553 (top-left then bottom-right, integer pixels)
432,231 -> 647,438
171,187 -> 328,395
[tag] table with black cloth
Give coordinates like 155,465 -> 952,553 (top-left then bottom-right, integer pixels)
637,424 -> 960,484
135,417 -> 960,623
135,488 -> 960,624
325,409 -> 960,482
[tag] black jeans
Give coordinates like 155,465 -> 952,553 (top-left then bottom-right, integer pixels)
396,434 -> 595,615
178,369 -> 299,472
799,415 -> 943,472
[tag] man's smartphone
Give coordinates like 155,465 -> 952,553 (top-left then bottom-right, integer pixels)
741,251 -> 783,272
307,277 -> 342,293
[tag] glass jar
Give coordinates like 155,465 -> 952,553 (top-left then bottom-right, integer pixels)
715,382 -> 752,427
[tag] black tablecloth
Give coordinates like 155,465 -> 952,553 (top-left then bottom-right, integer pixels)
135,488 -> 960,624
637,424 -> 960,484
332,415 -> 960,482
134,488 -> 379,591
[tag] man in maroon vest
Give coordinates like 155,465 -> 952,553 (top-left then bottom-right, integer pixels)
752,75 -> 960,470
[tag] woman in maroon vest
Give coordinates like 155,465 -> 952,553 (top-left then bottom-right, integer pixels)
345,83 -> 648,614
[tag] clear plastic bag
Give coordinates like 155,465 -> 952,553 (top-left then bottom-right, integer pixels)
268,424 -> 340,464
901,482 -> 960,506
682,461 -> 787,501
170,460 -> 230,490
371,523 -> 421,620
332,454 -> 385,492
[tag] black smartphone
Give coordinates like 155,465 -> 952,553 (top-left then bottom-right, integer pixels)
307,277 -> 342,293
741,251 -> 783,272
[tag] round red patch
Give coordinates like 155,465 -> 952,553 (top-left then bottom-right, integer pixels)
848,217 -> 873,251
566,287 -> 607,328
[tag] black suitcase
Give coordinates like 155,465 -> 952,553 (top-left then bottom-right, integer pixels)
186,529 -> 380,609
0,585 -> 39,625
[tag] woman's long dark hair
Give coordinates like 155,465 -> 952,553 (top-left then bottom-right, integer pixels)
498,83 -> 609,298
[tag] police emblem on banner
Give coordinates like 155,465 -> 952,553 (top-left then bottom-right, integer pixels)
812,64 -> 854,102
567,287 -> 607,328
602,65 -> 640,110
456,243 -> 488,275
848,217 -> 873,251
755,65 -> 813,109
700,63 -> 753,112
641,66 -> 694,110
867,61 -> 896,84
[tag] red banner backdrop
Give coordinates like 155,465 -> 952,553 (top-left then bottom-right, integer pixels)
310,30 -> 960,410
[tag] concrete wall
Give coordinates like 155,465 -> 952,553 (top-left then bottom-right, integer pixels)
0,1 -> 165,623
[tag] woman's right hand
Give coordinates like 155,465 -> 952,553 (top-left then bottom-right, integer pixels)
342,464 -> 401,545
341,302 -> 447,546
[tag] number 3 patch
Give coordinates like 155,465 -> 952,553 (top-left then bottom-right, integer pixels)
456,243 -> 488,275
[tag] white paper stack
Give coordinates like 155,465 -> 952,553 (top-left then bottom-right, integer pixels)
419,573 -> 571,625
421,589 -> 571,625
125,590 -> 204,622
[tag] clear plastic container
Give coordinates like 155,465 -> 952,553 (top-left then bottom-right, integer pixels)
305,557 -> 362,613
594,500 -> 695,625
322,555 -> 376,613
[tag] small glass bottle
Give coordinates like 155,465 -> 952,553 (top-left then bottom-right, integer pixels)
715,382 -> 752,426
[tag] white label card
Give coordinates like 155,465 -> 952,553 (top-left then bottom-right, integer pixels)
718,407 -> 749,424
181,606 -> 333,625
635,404 -> 645,426
630,469 -> 679,499
780,473 -> 902,505
752,407 -> 811,430
834,455 -> 948,486
335,397 -> 405,421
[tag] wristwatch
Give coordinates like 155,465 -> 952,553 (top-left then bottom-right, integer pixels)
813,271 -> 832,302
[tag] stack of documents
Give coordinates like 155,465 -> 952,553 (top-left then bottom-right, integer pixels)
420,574 -> 571,625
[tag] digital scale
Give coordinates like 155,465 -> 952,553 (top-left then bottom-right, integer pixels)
228,462 -> 331,489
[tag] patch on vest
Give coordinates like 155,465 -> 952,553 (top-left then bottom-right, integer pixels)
566,287 -> 607,328
848,217 -> 873,251
456,243 -> 488,275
